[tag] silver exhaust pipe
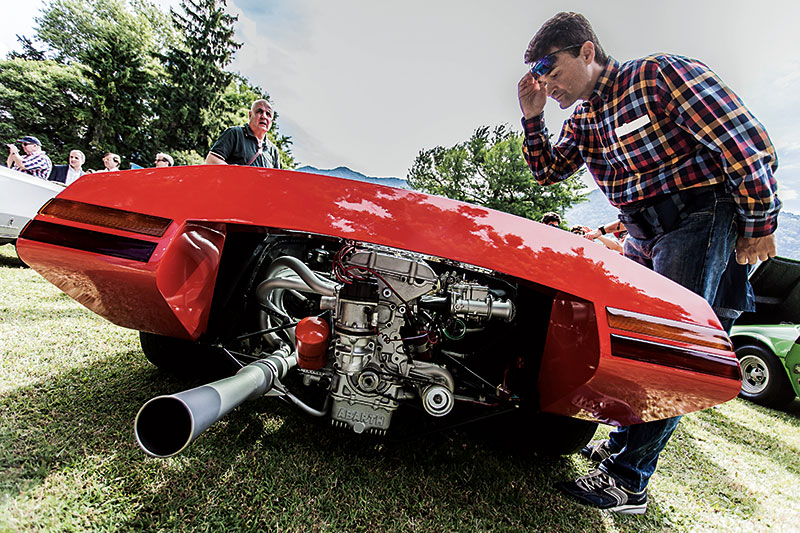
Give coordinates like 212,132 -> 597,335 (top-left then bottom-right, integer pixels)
134,350 -> 296,457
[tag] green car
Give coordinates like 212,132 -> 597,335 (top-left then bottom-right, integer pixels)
730,256 -> 800,408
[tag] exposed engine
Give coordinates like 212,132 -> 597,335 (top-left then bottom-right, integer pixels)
258,243 -> 516,435
134,241 -> 519,457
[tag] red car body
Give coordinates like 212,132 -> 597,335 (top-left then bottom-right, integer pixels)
17,166 -> 741,428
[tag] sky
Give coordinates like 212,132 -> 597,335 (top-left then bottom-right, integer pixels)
2,0 -> 799,212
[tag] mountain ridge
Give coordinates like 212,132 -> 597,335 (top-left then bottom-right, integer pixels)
296,165 -> 409,189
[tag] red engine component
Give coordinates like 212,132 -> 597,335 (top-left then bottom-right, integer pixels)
295,316 -> 330,370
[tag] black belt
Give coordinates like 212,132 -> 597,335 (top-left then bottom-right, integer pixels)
618,185 -> 724,240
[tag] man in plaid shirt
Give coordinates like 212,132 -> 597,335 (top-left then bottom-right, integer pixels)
6,136 -> 53,180
517,12 -> 780,514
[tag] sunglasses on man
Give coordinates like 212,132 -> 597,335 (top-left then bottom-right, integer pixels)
530,44 -> 583,79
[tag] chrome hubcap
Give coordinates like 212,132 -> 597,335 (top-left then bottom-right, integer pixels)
739,354 -> 769,395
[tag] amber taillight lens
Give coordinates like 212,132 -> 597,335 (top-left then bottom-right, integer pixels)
606,307 -> 732,352
40,198 -> 172,237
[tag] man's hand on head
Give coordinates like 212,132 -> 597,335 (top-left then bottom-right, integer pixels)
518,71 -> 548,119
735,234 -> 777,265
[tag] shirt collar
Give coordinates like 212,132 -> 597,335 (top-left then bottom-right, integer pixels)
244,124 -> 265,146
584,57 -> 619,109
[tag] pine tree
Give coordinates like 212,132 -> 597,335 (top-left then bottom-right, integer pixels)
154,0 -> 242,153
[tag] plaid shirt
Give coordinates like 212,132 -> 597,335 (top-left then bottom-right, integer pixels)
13,151 -> 53,180
522,55 -> 780,238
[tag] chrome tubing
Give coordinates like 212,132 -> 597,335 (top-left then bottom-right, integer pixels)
134,350 -> 296,458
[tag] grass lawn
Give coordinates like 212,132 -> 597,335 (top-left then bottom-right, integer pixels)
1,243 -> 798,532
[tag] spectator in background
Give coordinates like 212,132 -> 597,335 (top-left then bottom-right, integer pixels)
585,220 -> 626,252
98,153 -> 121,172
541,212 -> 562,227
570,224 -> 588,235
206,99 -> 282,168
572,224 -> 623,252
585,220 -> 625,242
6,136 -> 52,180
154,152 -> 173,167
50,149 -> 86,185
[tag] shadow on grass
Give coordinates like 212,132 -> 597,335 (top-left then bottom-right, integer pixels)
0,244 -> 26,269
770,397 -> 800,422
740,397 -> 800,425
785,398 -> 800,419
0,351 -> 686,532
1,306 -> 100,326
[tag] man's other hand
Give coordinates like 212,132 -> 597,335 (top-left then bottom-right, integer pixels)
735,234 -> 777,265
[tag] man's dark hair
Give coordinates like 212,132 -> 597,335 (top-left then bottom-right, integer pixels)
570,225 -> 587,235
524,12 -> 607,65
541,212 -> 561,225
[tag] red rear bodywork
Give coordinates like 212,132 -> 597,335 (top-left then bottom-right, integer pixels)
16,166 -> 742,425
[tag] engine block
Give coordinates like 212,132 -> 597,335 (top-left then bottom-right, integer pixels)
311,246 -> 514,434
324,249 -> 439,433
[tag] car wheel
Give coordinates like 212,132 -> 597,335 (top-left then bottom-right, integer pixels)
139,331 -> 238,379
736,343 -> 796,408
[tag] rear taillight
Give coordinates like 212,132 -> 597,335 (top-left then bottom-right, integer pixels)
40,198 -> 172,237
606,307 -> 738,379
610,335 -> 740,380
607,307 -> 732,352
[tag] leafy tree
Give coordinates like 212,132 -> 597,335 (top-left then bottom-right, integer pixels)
3,0 -> 293,170
153,0 -> 294,167
0,59 -> 92,163
5,0 -> 171,168
408,125 -> 586,220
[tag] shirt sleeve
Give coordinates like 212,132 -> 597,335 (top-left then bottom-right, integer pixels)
521,113 -> 584,186
23,154 -> 53,180
208,127 -> 236,162
651,56 -> 780,238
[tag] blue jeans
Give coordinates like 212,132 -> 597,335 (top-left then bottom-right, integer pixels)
600,190 -> 739,492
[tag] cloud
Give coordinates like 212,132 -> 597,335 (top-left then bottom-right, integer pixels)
774,68 -> 800,90
4,0 -> 798,188
227,0 -> 549,177
223,1 -> 800,181
0,0 -> 44,57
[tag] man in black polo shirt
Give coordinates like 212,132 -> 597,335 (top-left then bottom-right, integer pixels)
205,99 -> 282,168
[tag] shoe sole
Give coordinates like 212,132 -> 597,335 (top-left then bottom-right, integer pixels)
607,503 -> 647,514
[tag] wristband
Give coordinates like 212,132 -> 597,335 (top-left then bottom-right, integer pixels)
598,226 -> 606,235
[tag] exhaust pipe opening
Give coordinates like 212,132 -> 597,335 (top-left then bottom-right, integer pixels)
134,352 -> 296,457
135,396 -> 194,458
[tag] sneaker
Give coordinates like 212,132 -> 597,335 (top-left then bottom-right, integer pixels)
556,469 -> 647,514
580,439 -> 614,463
